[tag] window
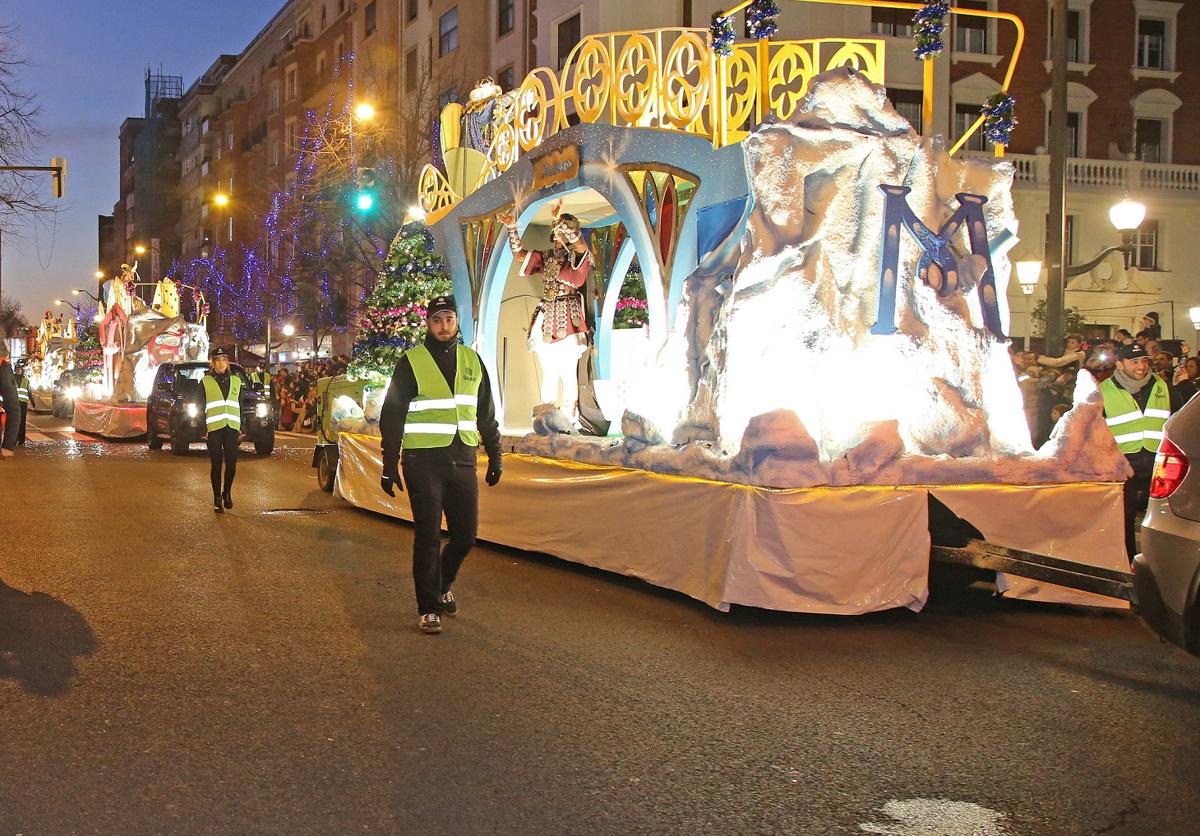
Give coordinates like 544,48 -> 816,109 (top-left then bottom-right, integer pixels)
320,5 -> 327,30
954,0 -> 988,54
439,8 -> 459,56
1137,18 -> 1166,69
557,13 -> 581,70
439,86 -> 459,109
271,136 -> 280,166
498,65 -> 516,92
1050,7 -> 1084,62
335,36 -> 345,60
406,48 -> 418,92
286,117 -> 298,153
1134,220 -> 1159,270
285,66 -> 298,101
1044,214 -> 1076,263
499,0 -> 515,35
365,1 -> 377,37
1049,109 -> 1082,157
316,52 -> 326,80
955,104 -> 987,151
226,129 -> 234,151
888,88 -> 923,133
871,8 -> 912,38
1136,118 -> 1164,163
271,84 -> 281,113
408,0 -> 418,21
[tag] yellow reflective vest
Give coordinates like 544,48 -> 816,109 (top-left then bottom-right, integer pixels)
202,373 -> 242,432
1100,376 -> 1170,454
403,344 -> 482,449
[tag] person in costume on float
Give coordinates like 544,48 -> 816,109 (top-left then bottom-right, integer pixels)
379,296 -> 503,635
202,347 -> 242,513
13,361 -> 32,446
497,201 -> 593,421
1100,343 -> 1184,561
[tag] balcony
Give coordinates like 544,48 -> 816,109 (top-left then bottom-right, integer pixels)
962,152 -> 1200,194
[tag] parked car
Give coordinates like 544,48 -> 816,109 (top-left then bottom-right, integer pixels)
1135,395 -> 1200,656
146,361 -> 276,456
52,369 -> 90,418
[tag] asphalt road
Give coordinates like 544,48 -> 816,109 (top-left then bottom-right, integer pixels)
1,413 -> 1198,835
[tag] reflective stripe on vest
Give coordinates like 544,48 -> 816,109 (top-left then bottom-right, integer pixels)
1100,376 -> 1170,454
15,376 -> 31,404
402,344 -> 483,449
202,374 -> 242,431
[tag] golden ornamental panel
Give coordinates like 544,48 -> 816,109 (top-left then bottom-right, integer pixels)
721,47 -> 759,142
614,33 -> 659,125
571,38 -> 613,124
515,69 -> 564,152
767,43 -> 818,122
823,40 -> 885,81
661,31 -> 711,130
417,164 -> 460,218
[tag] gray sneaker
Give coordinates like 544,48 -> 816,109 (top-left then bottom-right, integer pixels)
418,613 -> 443,634
439,590 -> 458,617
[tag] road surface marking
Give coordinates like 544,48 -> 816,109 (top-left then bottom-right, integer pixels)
860,798 -> 1010,835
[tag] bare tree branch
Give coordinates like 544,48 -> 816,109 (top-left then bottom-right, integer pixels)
0,23 -> 55,230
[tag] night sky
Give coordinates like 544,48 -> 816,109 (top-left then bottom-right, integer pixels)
2,0 -> 280,319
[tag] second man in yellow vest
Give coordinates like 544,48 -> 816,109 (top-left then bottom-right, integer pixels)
379,296 -> 503,634
1100,343 -> 1182,561
202,347 -> 243,513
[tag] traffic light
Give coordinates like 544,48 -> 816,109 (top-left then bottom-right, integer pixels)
354,168 -> 377,213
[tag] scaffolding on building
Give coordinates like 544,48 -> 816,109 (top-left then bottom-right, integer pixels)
145,68 -> 183,118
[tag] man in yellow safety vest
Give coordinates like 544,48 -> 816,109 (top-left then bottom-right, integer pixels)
202,347 -> 243,513
379,296 -> 503,634
13,361 -> 32,446
1100,343 -> 1182,561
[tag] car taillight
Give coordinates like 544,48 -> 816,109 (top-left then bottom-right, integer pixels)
1150,437 -> 1189,499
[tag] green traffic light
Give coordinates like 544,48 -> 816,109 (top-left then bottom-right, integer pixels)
356,192 -> 375,211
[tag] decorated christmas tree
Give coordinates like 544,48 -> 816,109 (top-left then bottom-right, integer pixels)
348,222 -> 452,379
613,261 -> 649,329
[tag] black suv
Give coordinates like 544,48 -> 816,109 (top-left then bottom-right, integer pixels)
146,361 -> 275,455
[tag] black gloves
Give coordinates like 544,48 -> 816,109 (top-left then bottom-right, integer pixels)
485,458 -> 503,487
381,466 -> 403,496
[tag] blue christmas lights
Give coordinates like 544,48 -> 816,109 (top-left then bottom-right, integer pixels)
981,92 -> 1018,147
746,0 -> 781,40
709,13 -> 735,57
912,0 -> 949,59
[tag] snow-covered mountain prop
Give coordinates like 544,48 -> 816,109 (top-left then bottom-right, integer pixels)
518,69 -> 1129,487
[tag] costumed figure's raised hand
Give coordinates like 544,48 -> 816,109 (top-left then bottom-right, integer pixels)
497,209 -> 516,227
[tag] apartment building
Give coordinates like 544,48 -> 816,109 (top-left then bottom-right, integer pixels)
110,71 -> 184,284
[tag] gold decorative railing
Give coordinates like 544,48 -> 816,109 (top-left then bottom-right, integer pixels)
417,0 -> 1027,223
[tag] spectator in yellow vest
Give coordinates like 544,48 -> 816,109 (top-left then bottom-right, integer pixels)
1099,343 -> 1184,561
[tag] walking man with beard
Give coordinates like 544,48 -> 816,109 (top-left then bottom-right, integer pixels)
1100,344 -> 1184,561
379,296 -> 503,634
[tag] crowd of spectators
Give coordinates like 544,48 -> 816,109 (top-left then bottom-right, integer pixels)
1012,311 -> 1199,445
262,355 -> 349,433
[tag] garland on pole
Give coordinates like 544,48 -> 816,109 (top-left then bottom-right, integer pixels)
912,0 -> 949,59
709,12 -> 735,56
981,92 -> 1018,147
347,222 -> 452,380
746,0 -> 781,39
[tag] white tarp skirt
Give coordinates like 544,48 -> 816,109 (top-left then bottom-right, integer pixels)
335,434 -> 1127,614
72,400 -> 148,438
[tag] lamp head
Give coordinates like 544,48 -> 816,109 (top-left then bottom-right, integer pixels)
1109,198 -> 1146,232
1015,259 -> 1042,294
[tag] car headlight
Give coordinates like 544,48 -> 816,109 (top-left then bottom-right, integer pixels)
256,402 -> 269,418
186,403 -> 199,418
66,386 -> 83,399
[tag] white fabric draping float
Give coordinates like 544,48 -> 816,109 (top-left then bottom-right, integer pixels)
335,434 -> 1127,614
71,400 -> 148,438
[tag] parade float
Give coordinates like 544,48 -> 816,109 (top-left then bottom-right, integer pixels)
70,262 -> 210,438
332,0 -> 1130,614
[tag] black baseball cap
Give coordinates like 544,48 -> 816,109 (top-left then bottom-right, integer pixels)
427,296 -> 457,317
1118,344 -> 1149,361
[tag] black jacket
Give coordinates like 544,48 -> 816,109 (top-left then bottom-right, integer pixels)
0,360 -> 20,450
380,334 -> 502,473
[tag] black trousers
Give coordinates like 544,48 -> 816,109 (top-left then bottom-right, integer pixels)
17,404 -> 27,445
402,456 -> 479,615
206,426 -> 239,497
1123,472 -> 1151,563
